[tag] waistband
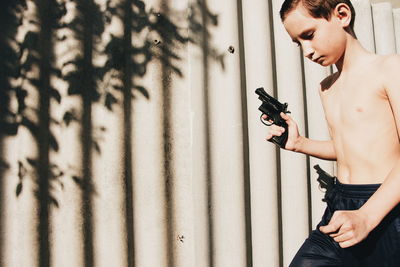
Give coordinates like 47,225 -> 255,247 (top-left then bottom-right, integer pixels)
333,177 -> 381,198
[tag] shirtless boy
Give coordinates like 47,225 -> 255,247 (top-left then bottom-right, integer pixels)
266,0 -> 400,265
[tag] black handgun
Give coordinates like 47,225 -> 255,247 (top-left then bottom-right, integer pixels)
255,87 -> 290,148
313,164 -> 335,195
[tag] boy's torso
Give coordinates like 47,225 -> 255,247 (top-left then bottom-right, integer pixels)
319,55 -> 400,184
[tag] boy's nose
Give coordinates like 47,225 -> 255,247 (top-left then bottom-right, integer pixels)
303,48 -> 314,59
301,43 -> 314,59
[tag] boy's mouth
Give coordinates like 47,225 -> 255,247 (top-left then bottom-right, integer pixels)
314,56 -> 324,64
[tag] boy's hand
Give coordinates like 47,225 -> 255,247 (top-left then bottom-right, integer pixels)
263,112 -> 301,151
319,209 -> 373,248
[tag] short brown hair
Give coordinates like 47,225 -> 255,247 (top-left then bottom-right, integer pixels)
280,0 -> 356,33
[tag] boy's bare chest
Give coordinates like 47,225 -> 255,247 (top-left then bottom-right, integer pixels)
321,79 -> 389,132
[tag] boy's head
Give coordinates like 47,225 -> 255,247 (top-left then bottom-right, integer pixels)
280,0 -> 356,32
280,0 -> 356,66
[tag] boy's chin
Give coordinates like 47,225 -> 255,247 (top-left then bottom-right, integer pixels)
312,58 -> 333,67
319,61 -> 331,67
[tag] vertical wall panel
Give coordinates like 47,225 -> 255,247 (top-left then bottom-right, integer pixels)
50,0 -> 86,263
165,0 -> 197,266
205,0 -> 247,265
188,1 -> 211,266
394,8 -> 400,53
353,0 -> 376,52
1,137 -> 12,267
132,65 -> 169,267
132,70 -> 169,266
242,0 -> 280,266
92,100 -> 127,267
167,49 -> 196,266
132,2 -> 168,267
4,133 -> 38,267
1,136 -> 16,267
7,3 -> 43,266
9,94 -> 40,267
50,94 -> 84,267
271,0 -> 309,265
372,2 -> 397,54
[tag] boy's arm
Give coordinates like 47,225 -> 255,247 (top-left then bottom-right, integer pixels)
320,56 -> 400,248
357,55 -> 400,234
294,136 -> 336,160
267,113 -> 337,160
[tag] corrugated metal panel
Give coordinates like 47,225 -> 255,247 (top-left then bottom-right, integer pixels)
0,0 -> 398,266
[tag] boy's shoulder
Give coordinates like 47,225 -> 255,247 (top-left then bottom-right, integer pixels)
378,54 -> 400,91
318,54 -> 400,94
365,54 -> 400,90
379,54 -> 400,71
369,53 -> 400,68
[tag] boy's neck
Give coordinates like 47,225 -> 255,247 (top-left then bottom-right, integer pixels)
334,36 -> 373,73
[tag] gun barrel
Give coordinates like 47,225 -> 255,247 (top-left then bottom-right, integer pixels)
255,87 -> 270,99
313,164 -> 334,178
255,87 -> 287,112
313,165 -> 323,172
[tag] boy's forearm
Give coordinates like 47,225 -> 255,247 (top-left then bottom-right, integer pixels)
359,157 -> 400,230
294,136 -> 336,160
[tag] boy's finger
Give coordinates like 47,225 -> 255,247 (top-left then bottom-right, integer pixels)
269,129 -> 283,137
338,239 -> 356,249
280,112 -> 291,121
262,114 -> 270,120
263,116 -> 274,124
262,115 -> 274,123
319,221 -> 342,234
270,125 -> 285,132
266,134 -> 275,141
329,232 -> 341,238
333,231 -> 352,243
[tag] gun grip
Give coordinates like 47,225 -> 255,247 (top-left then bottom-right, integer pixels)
268,122 -> 289,148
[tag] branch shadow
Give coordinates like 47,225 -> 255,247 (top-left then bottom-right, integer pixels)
1,0 -> 67,266
147,0 -> 227,266
187,1 -> 223,266
61,0 -> 105,266
104,0 -> 224,265
102,0 -> 219,266
0,0 -> 26,265
4,0 -> 224,267
28,0 -> 67,266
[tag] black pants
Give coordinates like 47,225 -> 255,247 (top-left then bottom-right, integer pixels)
290,180 -> 400,267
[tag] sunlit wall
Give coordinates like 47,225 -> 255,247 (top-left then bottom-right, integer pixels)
0,0 -> 399,266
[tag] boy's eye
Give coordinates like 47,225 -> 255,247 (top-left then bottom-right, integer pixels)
303,32 -> 314,40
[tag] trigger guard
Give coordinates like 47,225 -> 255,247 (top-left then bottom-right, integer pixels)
318,184 -> 326,193
260,114 -> 273,126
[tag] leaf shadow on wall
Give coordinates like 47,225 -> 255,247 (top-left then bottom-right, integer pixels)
159,0 -> 224,266
0,1 -> 27,266
0,0 -> 222,266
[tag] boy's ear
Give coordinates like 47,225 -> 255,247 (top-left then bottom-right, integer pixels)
334,3 -> 352,28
